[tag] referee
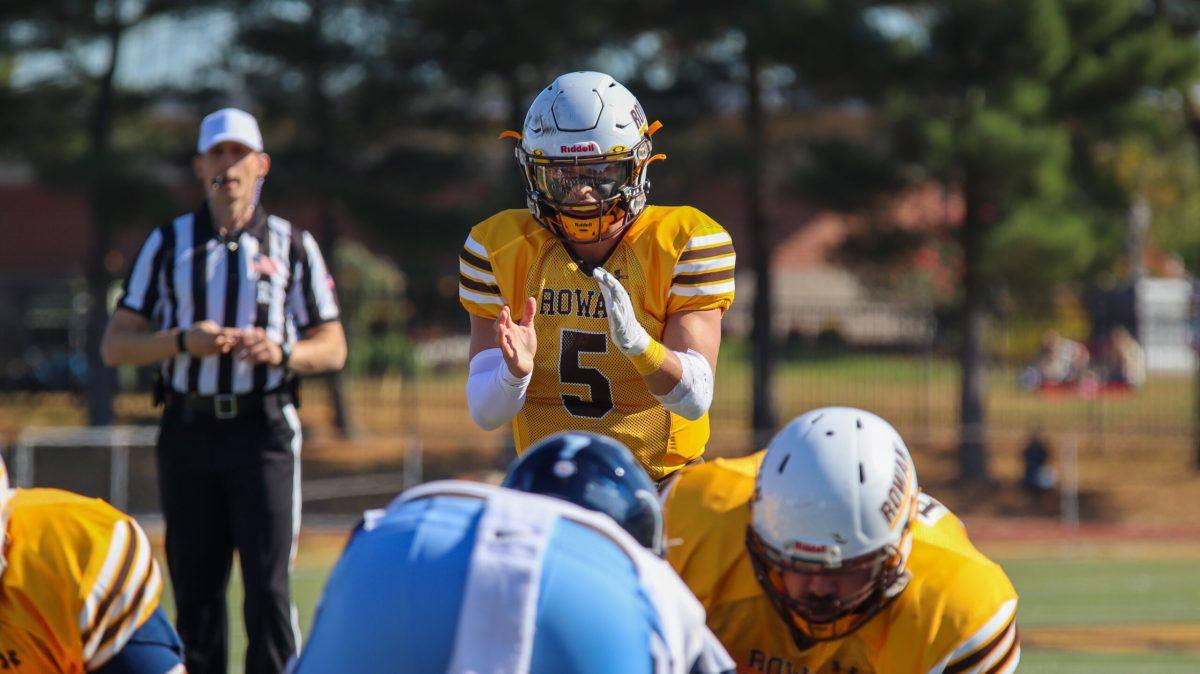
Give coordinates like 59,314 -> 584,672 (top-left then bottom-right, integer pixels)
101,108 -> 347,674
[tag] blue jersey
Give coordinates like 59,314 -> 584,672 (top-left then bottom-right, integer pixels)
292,482 -> 730,674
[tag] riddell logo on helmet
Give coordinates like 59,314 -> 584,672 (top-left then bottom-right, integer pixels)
560,142 -> 600,154
789,541 -> 829,554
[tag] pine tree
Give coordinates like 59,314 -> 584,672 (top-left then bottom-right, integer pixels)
827,0 -> 1200,479
0,1 -> 215,425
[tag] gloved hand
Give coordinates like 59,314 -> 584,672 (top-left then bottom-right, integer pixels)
592,266 -> 651,357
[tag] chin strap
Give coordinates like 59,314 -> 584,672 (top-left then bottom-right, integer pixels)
746,526 -> 908,651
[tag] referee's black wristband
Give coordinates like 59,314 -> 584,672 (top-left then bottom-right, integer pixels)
175,329 -> 188,355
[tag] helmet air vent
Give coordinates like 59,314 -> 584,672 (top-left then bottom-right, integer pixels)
551,89 -> 604,132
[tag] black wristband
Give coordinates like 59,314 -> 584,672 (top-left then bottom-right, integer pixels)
176,329 -> 188,355
279,341 -> 293,368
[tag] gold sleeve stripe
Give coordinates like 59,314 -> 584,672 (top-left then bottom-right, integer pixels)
83,520 -> 151,643
460,286 -> 505,306
80,520 -> 134,634
673,254 -> 736,275
678,243 -> 735,262
460,249 -> 492,274
936,597 -> 1017,673
684,232 -> 732,249
459,273 -> 500,295
463,234 -> 490,259
459,259 -> 497,284
83,521 -> 159,666
88,559 -> 162,669
670,280 -> 735,297
983,630 -> 1019,674
672,268 -> 735,286
944,615 -> 1017,674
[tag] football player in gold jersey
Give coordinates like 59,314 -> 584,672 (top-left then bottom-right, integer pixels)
663,407 -> 1020,674
460,71 -> 735,481
0,454 -> 186,673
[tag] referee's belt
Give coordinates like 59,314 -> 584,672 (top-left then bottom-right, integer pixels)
165,391 -> 287,420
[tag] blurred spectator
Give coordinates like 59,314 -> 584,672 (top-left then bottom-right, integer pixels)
1095,326 -> 1145,388
1023,330 -> 1089,389
1021,430 -> 1057,494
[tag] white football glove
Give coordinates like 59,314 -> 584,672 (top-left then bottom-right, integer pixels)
592,266 -> 650,356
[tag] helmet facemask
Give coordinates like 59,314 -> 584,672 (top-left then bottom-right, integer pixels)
510,71 -> 662,246
747,407 -> 922,649
517,138 -> 653,245
746,522 -> 913,646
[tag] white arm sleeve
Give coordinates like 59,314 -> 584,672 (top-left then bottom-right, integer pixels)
466,348 -> 531,430
654,349 -> 714,421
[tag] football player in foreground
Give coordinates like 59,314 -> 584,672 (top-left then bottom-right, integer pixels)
663,407 -> 1020,673
292,432 -> 733,673
460,70 -> 735,483
502,431 -> 734,674
0,454 -> 186,673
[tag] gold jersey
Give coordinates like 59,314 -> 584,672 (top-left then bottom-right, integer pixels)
663,453 -> 1020,674
459,206 -> 736,480
0,489 -> 163,673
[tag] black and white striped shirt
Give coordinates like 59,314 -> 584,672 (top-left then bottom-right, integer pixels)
117,202 -> 340,395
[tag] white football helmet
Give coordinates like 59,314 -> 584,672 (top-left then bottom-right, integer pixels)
746,407 -> 919,645
506,71 -> 664,245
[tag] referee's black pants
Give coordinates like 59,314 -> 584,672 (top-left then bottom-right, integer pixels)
156,395 -> 301,674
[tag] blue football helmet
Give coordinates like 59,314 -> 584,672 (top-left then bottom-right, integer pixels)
502,432 -> 664,556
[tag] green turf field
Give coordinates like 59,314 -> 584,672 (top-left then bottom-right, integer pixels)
1004,554 -> 1200,672
159,535 -> 1200,673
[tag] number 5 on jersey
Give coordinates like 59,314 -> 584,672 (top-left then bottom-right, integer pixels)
560,329 -> 614,419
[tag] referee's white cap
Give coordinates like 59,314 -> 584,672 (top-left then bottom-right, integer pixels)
198,108 -> 263,154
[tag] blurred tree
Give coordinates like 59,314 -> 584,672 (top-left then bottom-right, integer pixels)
814,0 -> 1200,480
334,241 -> 413,377
346,1 -> 503,329
409,0 -> 610,131
404,0 -> 620,322
1108,136 -> 1200,270
635,0 -> 895,446
1150,0 -> 1200,469
0,0 -> 211,425
230,0 -> 407,436
231,1 -> 611,335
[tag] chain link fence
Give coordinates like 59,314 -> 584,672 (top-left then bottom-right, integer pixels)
2,300 -> 1196,514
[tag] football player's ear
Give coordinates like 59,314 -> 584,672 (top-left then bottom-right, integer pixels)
520,297 -> 537,327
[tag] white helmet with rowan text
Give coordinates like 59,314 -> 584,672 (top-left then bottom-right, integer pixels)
506,71 -> 664,245
746,407 -> 919,645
